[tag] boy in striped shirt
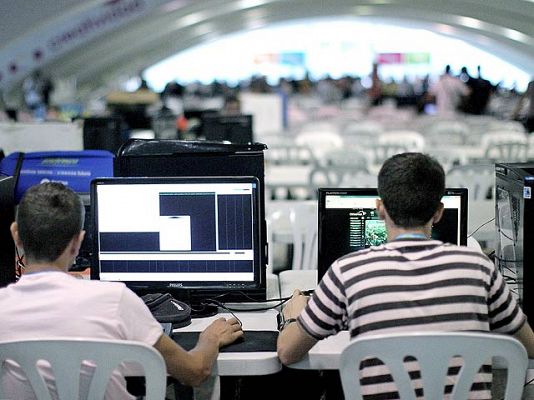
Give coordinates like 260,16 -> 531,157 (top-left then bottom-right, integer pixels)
277,152 -> 534,399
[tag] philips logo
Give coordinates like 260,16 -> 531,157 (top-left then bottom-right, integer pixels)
168,283 -> 183,288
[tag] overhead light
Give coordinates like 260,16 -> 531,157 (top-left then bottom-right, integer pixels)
174,11 -> 206,29
236,0 -> 272,10
502,28 -> 531,44
456,16 -> 483,30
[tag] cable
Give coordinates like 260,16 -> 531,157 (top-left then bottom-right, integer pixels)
203,290 -> 315,313
467,217 -> 495,238
497,230 -> 516,242
203,299 -> 243,327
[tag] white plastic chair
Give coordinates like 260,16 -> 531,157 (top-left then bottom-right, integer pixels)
0,338 -> 167,400
308,165 -> 376,195
479,130 -> 528,162
340,332 -> 528,400
295,131 -> 344,160
289,202 -> 318,270
266,200 -> 317,271
528,134 -> 534,160
378,131 -> 425,152
423,120 -> 469,146
446,164 -> 495,201
487,120 -> 526,134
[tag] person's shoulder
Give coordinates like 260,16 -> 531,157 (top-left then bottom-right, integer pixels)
77,278 -> 128,295
335,245 -> 391,267
432,243 -> 492,263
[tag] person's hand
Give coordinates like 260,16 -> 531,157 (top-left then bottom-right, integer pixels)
200,317 -> 243,348
283,289 -> 309,320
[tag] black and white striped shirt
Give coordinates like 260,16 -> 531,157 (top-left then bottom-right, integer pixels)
298,239 -> 525,399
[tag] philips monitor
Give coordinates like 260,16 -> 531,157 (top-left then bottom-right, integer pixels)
317,188 -> 468,281
201,114 -> 254,144
90,176 -> 264,311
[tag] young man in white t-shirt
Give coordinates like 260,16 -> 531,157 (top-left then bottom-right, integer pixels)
0,182 -> 243,399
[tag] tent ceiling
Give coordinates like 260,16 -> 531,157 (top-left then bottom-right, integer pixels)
2,0 -> 534,92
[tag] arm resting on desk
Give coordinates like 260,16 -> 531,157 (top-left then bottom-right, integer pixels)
277,321 -> 318,365
277,290 -> 318,365
513,321 -> 534,358
154,317 -> 243,387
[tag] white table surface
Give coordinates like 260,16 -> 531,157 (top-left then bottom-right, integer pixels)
173,309 -> 282,376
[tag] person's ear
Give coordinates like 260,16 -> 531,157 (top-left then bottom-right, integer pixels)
432,202 -> 445,225
10,222 -> 23,249
376,199 -> 386,220
69,230 -> 85,256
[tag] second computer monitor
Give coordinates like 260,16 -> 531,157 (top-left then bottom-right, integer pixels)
317,188 -> 468,280
201,114 -> 253,144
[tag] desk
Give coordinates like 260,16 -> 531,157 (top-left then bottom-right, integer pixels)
166,306 -> 534,399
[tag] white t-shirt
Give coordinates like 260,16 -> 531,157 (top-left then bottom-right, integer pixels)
0,271 -> 163,400
429,74 -> 469,117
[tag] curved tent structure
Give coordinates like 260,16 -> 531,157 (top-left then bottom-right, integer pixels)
1,0 -> 533,93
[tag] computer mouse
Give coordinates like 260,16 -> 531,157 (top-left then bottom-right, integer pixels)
234,333 -> 245,344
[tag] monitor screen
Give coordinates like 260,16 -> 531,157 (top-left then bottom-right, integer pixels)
317,188 -> 468,280
201,114 -> 253,144
90,176 -> 263,302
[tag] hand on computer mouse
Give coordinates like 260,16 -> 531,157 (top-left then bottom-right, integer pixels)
201,317 -> 243,348
283,289 -> 309,320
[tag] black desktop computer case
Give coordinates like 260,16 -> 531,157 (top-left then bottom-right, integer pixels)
495,163 -> 534,322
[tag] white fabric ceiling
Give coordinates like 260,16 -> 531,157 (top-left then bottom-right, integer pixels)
1,0 -> 533,93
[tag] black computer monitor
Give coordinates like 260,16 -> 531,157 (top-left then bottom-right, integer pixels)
90,176 -> 264,312
317,188 -> 468,281
83,116 -> 125,154
201,114 -> 253,144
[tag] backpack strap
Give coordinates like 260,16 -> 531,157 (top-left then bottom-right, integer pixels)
12,152 -> 25,198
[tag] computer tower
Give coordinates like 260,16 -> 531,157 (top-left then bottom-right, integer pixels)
0,176 -> 15,287
495,163 -> 534,321
114,139 -> 268,301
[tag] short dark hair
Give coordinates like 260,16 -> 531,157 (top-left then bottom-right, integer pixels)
16,182 -> 84,263
377,153 -> 445,228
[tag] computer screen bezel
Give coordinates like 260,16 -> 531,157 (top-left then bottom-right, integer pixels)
90,176 -> 264,300
317,187 -> 468,280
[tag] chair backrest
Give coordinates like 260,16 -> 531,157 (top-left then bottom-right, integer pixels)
295,131 -> 344,157
308,165 -> 375,193
371,143 -> 410,166
340,332 -> 528,400
0,338 -> 167,400
480,130 -> 527,148
266,201 -> 318,270
423,120 -> 469,146
265,143 -> 316,165
446,163 -> 494,201
322,148 -> 370,171
378,131 -> 425,152
484,141 -> 528,162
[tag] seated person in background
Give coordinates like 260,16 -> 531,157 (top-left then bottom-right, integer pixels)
0,182 -> 243,399
221,94 -> 242,116
277,152 -> 534,399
